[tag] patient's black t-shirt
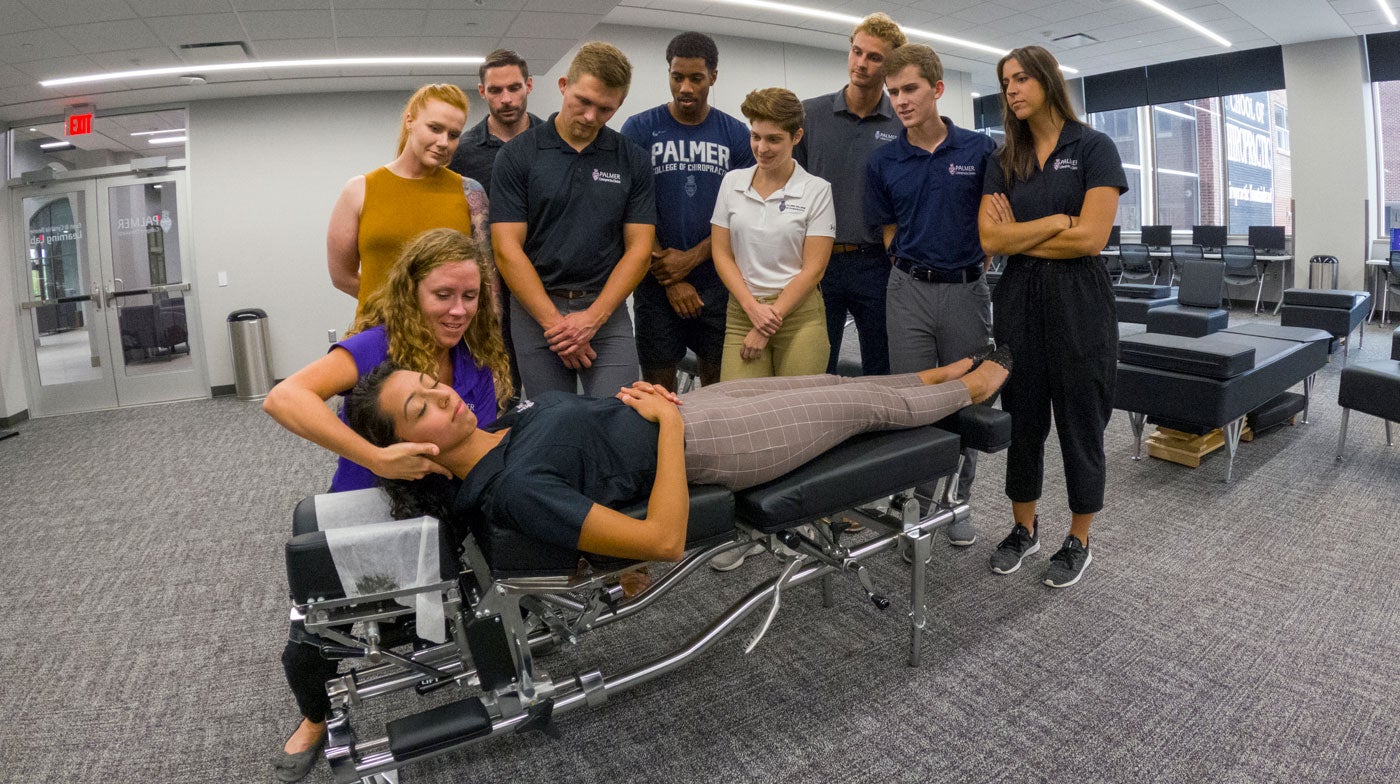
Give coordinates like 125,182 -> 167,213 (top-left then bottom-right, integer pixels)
453,391 -> 660,551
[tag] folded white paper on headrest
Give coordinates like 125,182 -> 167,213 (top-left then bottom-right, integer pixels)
322,515 -> 446,643
314,488 -> 394,529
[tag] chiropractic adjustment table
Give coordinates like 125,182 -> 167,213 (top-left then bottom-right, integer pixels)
284,406 -> 1010,783
1115,324 -> 1330,482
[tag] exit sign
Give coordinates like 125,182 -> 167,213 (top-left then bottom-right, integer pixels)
66,112 -> 93,135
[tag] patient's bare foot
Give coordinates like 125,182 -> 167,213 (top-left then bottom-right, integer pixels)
283,718 -> 326,755
961,348 -> 1012,404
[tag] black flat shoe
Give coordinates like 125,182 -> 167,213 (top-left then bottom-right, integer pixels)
274,728 -> 327,783
964,343 -> 998,372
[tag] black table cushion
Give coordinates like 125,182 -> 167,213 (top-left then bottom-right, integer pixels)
1145,305 -> 1229,338
1281,289 -> 1369,309
1120,332 -> 1256,379
1220,324 -> 1331,345
1338,360 -> 1400,421
1116,294 -> 1178,324
1114,283 -> 1175,299
735,425 -> 961,534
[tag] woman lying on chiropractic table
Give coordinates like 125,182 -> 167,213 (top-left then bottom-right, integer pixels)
346,349 -> 1011,561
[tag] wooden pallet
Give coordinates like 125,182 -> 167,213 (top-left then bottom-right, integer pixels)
1146,425 -> 1254,468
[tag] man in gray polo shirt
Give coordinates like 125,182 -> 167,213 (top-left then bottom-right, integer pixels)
795,12 -> 906,378
491,42 -> 655,397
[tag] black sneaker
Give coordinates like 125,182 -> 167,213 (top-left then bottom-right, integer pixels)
989,518 -> 1039,574
1043,535 -> 1093,588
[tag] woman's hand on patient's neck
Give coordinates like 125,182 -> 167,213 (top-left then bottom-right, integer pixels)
372,441 -> 454,481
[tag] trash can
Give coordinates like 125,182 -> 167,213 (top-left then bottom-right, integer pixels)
228,308 -> 273,402
1308,255 -> 1339,289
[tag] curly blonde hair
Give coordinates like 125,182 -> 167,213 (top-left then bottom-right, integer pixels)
350,228 -> 513,411
853,12 -> 906,50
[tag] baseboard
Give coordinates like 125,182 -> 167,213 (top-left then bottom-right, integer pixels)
211,379 -> 283,399
0,409 -> 29,428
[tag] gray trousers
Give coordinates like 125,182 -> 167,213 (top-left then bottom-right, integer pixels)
885,267 -> 993,501
679,372 -> 971,490
510,293 -> 640,398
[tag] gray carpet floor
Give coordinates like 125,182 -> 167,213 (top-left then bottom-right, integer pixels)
2,314 -> 1397,783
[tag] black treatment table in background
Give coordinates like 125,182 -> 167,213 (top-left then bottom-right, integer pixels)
1115,324 -> 1330,481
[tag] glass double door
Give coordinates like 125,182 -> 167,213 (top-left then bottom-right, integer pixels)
11,172 -> 207,416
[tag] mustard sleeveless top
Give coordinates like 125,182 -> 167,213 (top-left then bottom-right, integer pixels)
356,166 -> 472,313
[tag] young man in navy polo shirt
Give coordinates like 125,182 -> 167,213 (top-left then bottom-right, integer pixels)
795,12 -> 906,377
490,42 -> 656,398
620,32 -> 753,391
865,44 -> 997,546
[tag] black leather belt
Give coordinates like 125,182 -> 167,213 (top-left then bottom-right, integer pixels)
546,288 -> 597,300
893,258 -> 982,284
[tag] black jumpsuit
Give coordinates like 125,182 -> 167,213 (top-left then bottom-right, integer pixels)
984,123 -> 1128,514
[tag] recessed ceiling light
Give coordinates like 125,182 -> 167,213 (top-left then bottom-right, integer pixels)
148,136 -> 187,146
692,0 -> 1078,73
40,141 -> 73,150
130,128 -> 186,136
38,56 -> 484,88
1128,0 -> 1231,47
1379,1 -> 1399,27
28,127 -> 37,132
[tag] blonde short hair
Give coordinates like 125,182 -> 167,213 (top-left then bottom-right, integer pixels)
566,42 -> 633,94
741,88 -> 805,136
883,44 -> 943,86
852,12 -> 907,50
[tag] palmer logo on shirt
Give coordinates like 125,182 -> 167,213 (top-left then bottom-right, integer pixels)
949,163 -> 978,176
592,168 -> 623,184
874,130 -> 898,142
778,199 -> 806,213
1052,158 -> 1079,172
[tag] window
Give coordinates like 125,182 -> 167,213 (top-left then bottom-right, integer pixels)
1374,80 -> 1400,234
1222,92 -> 1289,234
1088,108 -> 1143,230
1152,99 -> 1222,230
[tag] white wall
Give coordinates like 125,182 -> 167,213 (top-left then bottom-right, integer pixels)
187,91 -> 405,387
1283,37 -> 1373,291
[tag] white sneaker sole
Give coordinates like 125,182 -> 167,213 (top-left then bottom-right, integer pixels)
1043,548 -> 1092,588
990,540 -> 1039,574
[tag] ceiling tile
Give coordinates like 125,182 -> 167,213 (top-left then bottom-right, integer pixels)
248,39 -> 342,59
334,9 -> 430,38
151,14 -> 250,48
2,3 -> 50,35
230,0 -> 332,9
333,0 -> 434,9
0,28 -> 82,64
422,9 -> 521,38
506,12 -> 603,39
950,3 -> 1019,26
0,64 -> 34,89
21,0 -> 138,27
12,55 -> 101,82
523,0 -> 623,12
129,0 -> 232,14
85,47 -> 186,72
56,20 -> 164,53
238,10 -> 336,41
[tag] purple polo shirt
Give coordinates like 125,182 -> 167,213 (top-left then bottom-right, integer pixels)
328,325 -> 497,492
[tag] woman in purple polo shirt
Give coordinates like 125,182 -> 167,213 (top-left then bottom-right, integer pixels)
262,227 -> 510,781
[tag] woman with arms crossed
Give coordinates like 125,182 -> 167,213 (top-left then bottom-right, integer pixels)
264,228 -> 509,781
327,83 -> 491,317
710,88 -> 835,381
977,46 -> 1127,589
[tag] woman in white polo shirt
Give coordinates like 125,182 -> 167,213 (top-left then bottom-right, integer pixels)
710,88 -> 837,380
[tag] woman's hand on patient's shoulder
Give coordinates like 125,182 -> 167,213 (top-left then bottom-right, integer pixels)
615,384 -> 682,425
374,442 -> 455,480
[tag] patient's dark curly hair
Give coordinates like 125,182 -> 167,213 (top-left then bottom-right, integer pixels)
347,362 -> 453,521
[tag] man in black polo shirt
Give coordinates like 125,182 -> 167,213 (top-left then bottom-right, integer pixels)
490,42 -> 656,398
449,48 -> 543,402
448,49 -> 543,195
795,12 -> 906,377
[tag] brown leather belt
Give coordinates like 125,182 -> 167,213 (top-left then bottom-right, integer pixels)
832,243 -> 878,254
546,288 -> 597,300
